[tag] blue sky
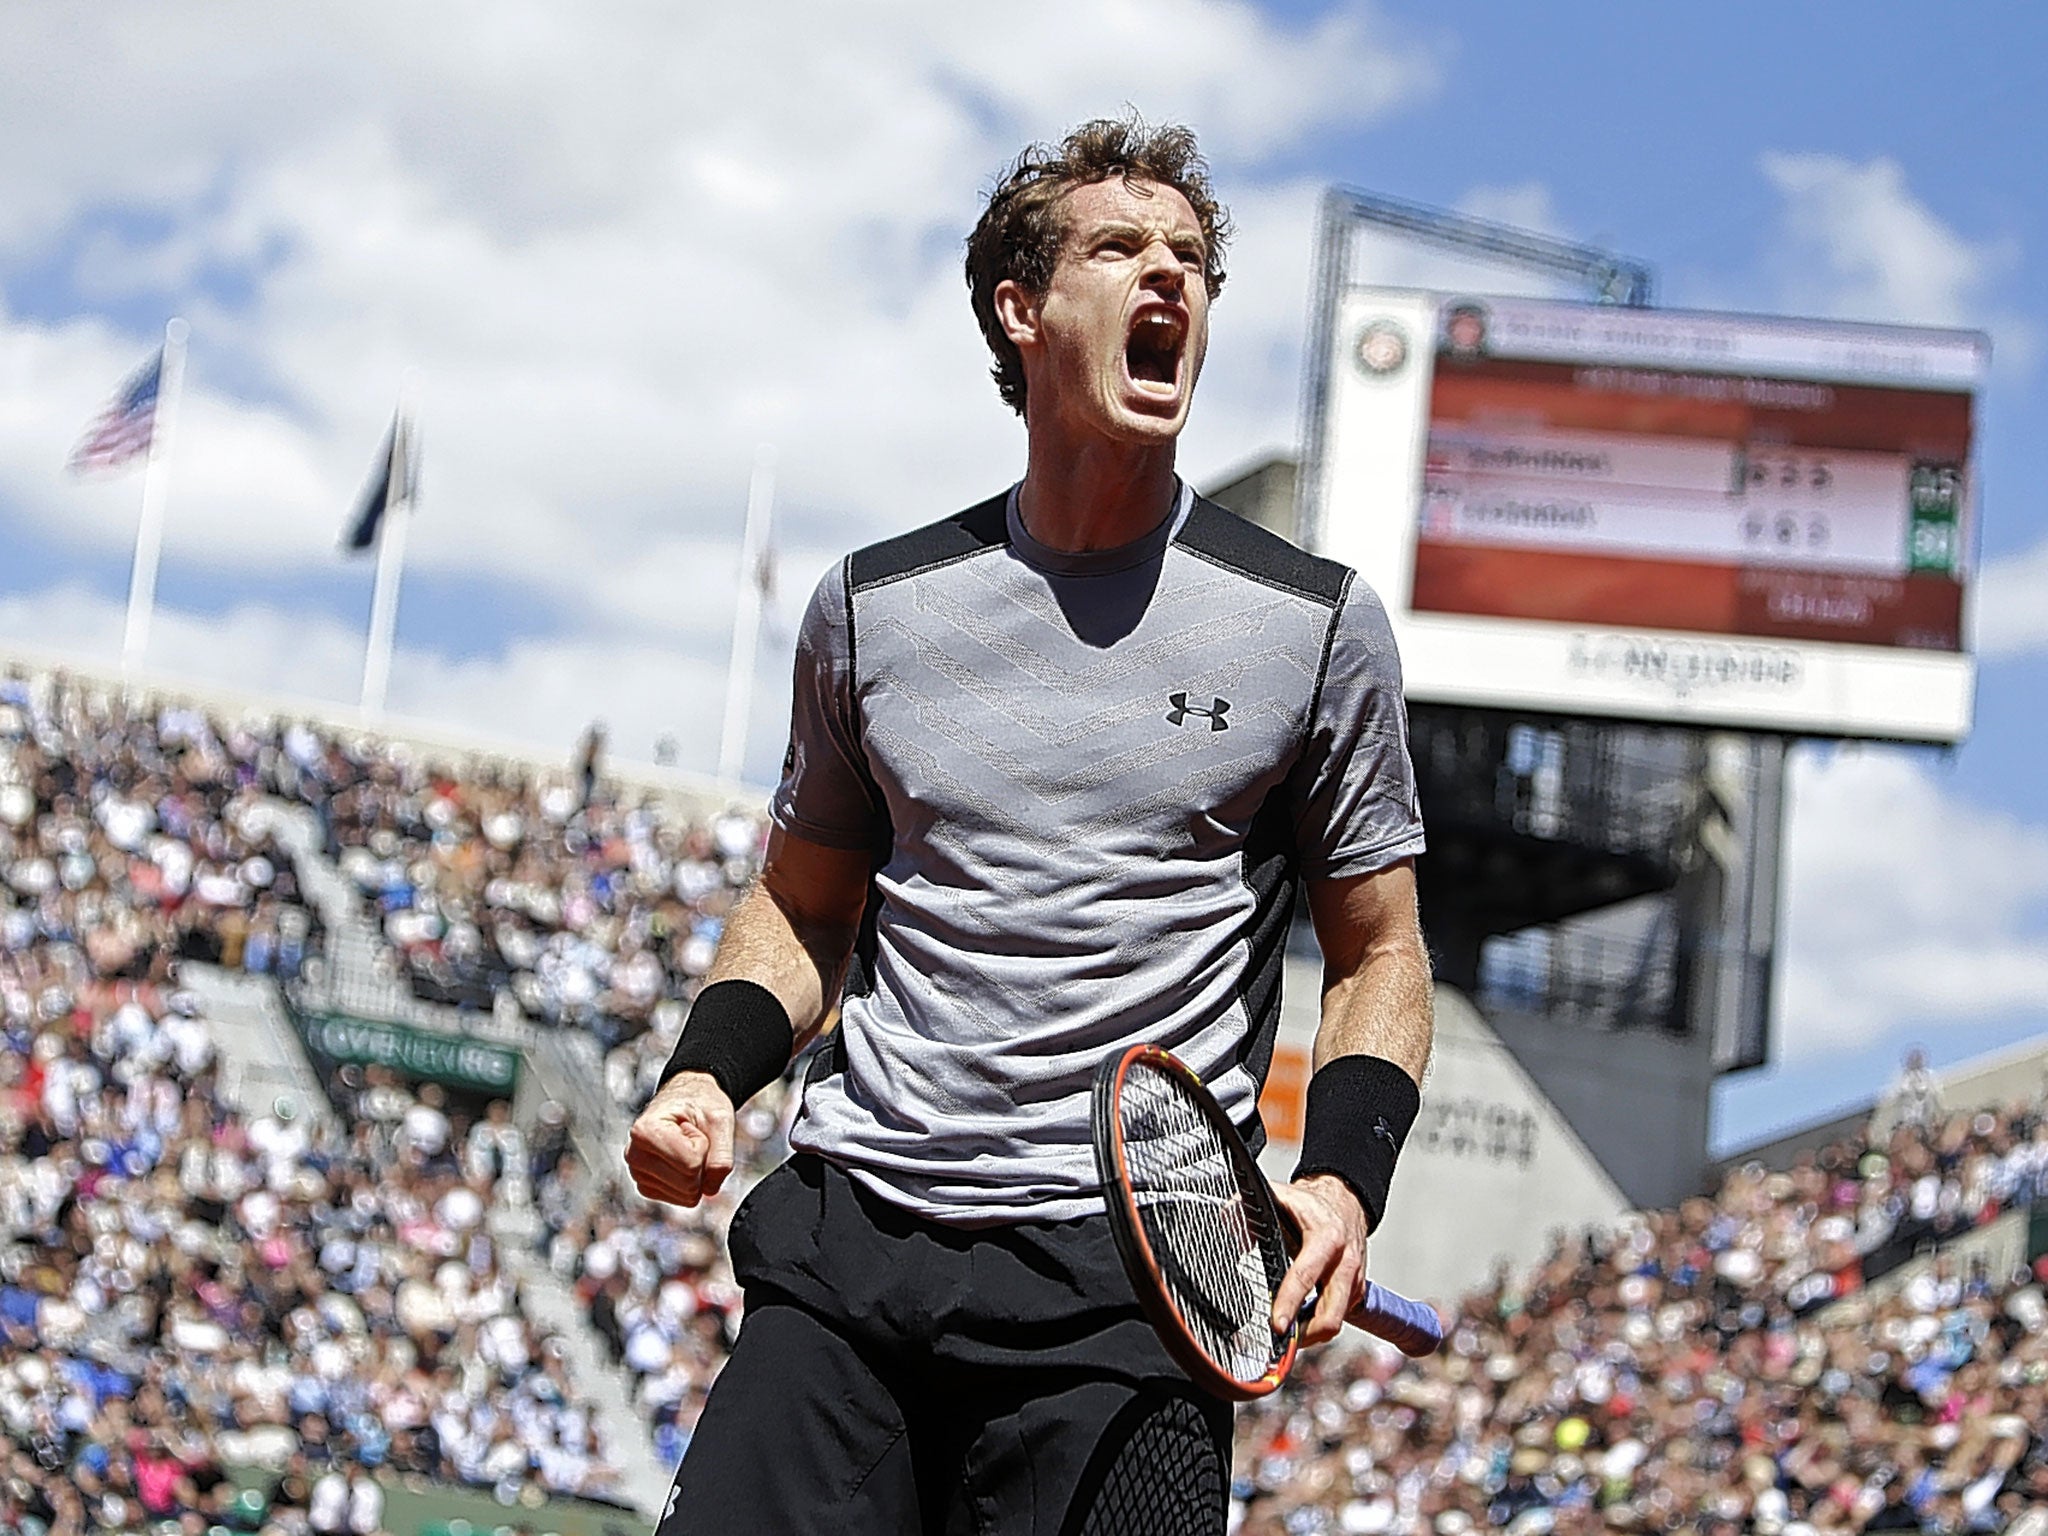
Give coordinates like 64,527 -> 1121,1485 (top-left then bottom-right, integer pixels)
1,1 -> 2042,1148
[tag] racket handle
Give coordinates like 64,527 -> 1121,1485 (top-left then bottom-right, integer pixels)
1349,1280 -> 1442,1358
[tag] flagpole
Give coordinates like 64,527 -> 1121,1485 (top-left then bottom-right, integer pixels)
121,317 -> 187,681
359,385 -> 418,718
717,445 -> 775,783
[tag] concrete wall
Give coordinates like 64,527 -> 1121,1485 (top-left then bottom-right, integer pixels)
1483,997 -> 1722,1213
1202,455 -> 1299,542
1258,964 -> 1632,1306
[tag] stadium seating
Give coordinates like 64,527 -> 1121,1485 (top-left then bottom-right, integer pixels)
7,664 -> 2048,1535
1232,1109 -> 2048,1535
0,673 -> 626,1533
312,738 -> 764,1050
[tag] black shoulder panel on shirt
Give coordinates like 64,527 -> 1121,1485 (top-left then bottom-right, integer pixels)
1175,497 -> 1350,608
848,493 -> 1010,592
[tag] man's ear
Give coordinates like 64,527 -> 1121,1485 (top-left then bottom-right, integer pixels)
993,278 -> 1041,349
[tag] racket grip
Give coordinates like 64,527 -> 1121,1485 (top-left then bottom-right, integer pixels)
1350,1280 -> 1442,1357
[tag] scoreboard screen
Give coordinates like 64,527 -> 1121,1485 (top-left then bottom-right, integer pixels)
1312,293 -> 1988,741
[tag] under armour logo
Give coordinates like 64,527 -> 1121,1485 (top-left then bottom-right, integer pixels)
1372,1115 -> 1398,1148
1166,692 -> 1230,731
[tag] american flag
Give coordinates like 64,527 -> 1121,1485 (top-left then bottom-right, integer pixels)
67,348 -> 164,475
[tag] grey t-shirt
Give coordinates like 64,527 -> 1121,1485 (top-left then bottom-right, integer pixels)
769,482 -> 1424,1224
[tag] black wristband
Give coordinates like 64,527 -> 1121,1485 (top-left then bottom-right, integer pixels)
659,980 -> 794,1107
1290,1055 -> 1421,1233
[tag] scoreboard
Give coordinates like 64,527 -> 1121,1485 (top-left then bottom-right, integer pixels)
1311,293 -> 1988,741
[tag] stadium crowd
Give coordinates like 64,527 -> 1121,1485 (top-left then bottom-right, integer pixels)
315,747 -> 765,1047
548,1052 -> 2048,1535
0,672 -> 624,1534
1233,1100 -> 2048,1536
12,665 -> 2048,1535
0,672 -> 315,989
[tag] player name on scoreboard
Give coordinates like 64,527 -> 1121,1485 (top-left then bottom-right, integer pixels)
1421,427 -> 1945,573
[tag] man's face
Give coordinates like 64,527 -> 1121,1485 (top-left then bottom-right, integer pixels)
1002,176 -> 1211,446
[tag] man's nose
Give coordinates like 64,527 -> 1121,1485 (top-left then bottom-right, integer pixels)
1139,240 -> 1185,294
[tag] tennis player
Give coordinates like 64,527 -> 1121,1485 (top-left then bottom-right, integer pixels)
627,115 -> 1433,1535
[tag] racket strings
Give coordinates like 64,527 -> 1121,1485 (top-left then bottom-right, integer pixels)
1120,1065 -> 1286,1384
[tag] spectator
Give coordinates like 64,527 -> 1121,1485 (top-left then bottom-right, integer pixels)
1887,1046 -> 1947,1135
577,722 -> 605,811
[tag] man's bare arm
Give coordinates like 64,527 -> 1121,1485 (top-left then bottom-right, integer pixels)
1269,856 -> 1434,1343
705,825 -> 873,1047
1304,856 -> 1433,1080
625,826 -> 869,1207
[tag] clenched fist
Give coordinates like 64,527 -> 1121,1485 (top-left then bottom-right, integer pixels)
625,1071 -> 737,1207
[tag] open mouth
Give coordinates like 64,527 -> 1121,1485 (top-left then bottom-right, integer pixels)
1124,307 -> 1187,394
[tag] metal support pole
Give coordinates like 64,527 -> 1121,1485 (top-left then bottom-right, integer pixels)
121,317 -> 188,680
717,446 -> 775,784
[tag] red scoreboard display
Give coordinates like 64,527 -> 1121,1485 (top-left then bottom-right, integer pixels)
1313,293 -> 1988,741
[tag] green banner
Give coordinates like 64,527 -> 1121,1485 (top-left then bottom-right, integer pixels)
300,1012 -> 521,1094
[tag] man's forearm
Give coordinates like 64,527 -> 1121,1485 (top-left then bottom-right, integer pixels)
1290,932 -> 1433,1239
1314,936 -> 1434,1082
704,879 -> 858,1049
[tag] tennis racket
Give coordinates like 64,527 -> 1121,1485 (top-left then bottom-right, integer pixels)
1092,1043 -> 1442,1401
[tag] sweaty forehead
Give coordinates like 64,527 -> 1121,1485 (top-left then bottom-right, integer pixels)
1059,177 -> 1203,244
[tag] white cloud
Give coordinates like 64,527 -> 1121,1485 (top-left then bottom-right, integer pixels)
1761,152 -> 1997,327
1974,538 -> 2048,660
0,0 -> 1440,633
1776,745 -> 2048,1058
1758,151 -> 2032,369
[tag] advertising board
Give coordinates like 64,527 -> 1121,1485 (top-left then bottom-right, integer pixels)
1309,290 -> 1988,740
298,1011 -> 522,1095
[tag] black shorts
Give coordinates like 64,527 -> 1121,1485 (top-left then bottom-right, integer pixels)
655,1153 -> 1232,1536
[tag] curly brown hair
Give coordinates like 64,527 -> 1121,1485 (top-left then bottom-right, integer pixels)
965,115 -> 1231,418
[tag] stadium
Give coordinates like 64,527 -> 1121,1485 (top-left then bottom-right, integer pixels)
4,654 -> 2047,1534
5,9 -> 2047,1536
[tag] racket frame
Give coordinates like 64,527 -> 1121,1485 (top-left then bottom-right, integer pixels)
1092,1043 -> 1299,1402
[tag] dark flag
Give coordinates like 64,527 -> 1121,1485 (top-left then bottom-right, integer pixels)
342,409 -> 419,552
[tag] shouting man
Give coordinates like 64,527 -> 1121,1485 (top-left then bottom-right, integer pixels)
629,115 -> 1433,1535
